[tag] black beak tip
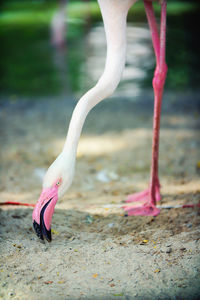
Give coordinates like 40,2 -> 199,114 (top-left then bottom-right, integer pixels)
43,227 -> 52,242
33,220 -> 52,242
33,220 -> 44,240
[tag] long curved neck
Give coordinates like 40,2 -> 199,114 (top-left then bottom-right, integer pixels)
62,0 -> 135,162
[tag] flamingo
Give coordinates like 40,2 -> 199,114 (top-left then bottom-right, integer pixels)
32,0 -> 168,241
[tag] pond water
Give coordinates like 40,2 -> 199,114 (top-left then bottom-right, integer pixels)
0,2 -> 200,102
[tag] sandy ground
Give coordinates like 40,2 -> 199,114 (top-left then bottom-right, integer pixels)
0,89 -> 200,300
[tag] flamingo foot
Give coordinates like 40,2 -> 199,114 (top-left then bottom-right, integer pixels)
123,203 -> 160,216
126,185 -> 161,203
123,185 -> 161,216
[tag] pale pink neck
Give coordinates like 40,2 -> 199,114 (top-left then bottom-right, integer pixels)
62,0 -> 134,161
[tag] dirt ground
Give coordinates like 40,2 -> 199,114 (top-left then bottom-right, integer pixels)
0,89 -> 200,300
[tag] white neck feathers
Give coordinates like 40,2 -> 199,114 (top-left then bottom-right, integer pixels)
62,0 -> 136,164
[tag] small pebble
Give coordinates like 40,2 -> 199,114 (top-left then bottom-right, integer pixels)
180,247 -> 186,251
166,247 -> 172,253
186,223 -> 192,228
84,215 -> 93,224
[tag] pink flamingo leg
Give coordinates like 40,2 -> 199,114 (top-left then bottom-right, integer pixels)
124,0 -> 167,216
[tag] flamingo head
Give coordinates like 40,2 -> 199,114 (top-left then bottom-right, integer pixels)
32,153 -> 74,242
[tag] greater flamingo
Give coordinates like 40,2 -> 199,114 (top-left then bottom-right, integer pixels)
32,0 -> 168,241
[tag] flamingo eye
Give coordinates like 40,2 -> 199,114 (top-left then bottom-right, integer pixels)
55,178 -> 62,187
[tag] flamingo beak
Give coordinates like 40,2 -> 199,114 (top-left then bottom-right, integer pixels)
32,187 -> 58,242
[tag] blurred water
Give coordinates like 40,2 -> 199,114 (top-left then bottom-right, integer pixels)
53,17 -> 200,102
0,3 -> 200,101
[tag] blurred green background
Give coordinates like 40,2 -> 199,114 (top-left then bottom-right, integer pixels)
0,0 -> 200,100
